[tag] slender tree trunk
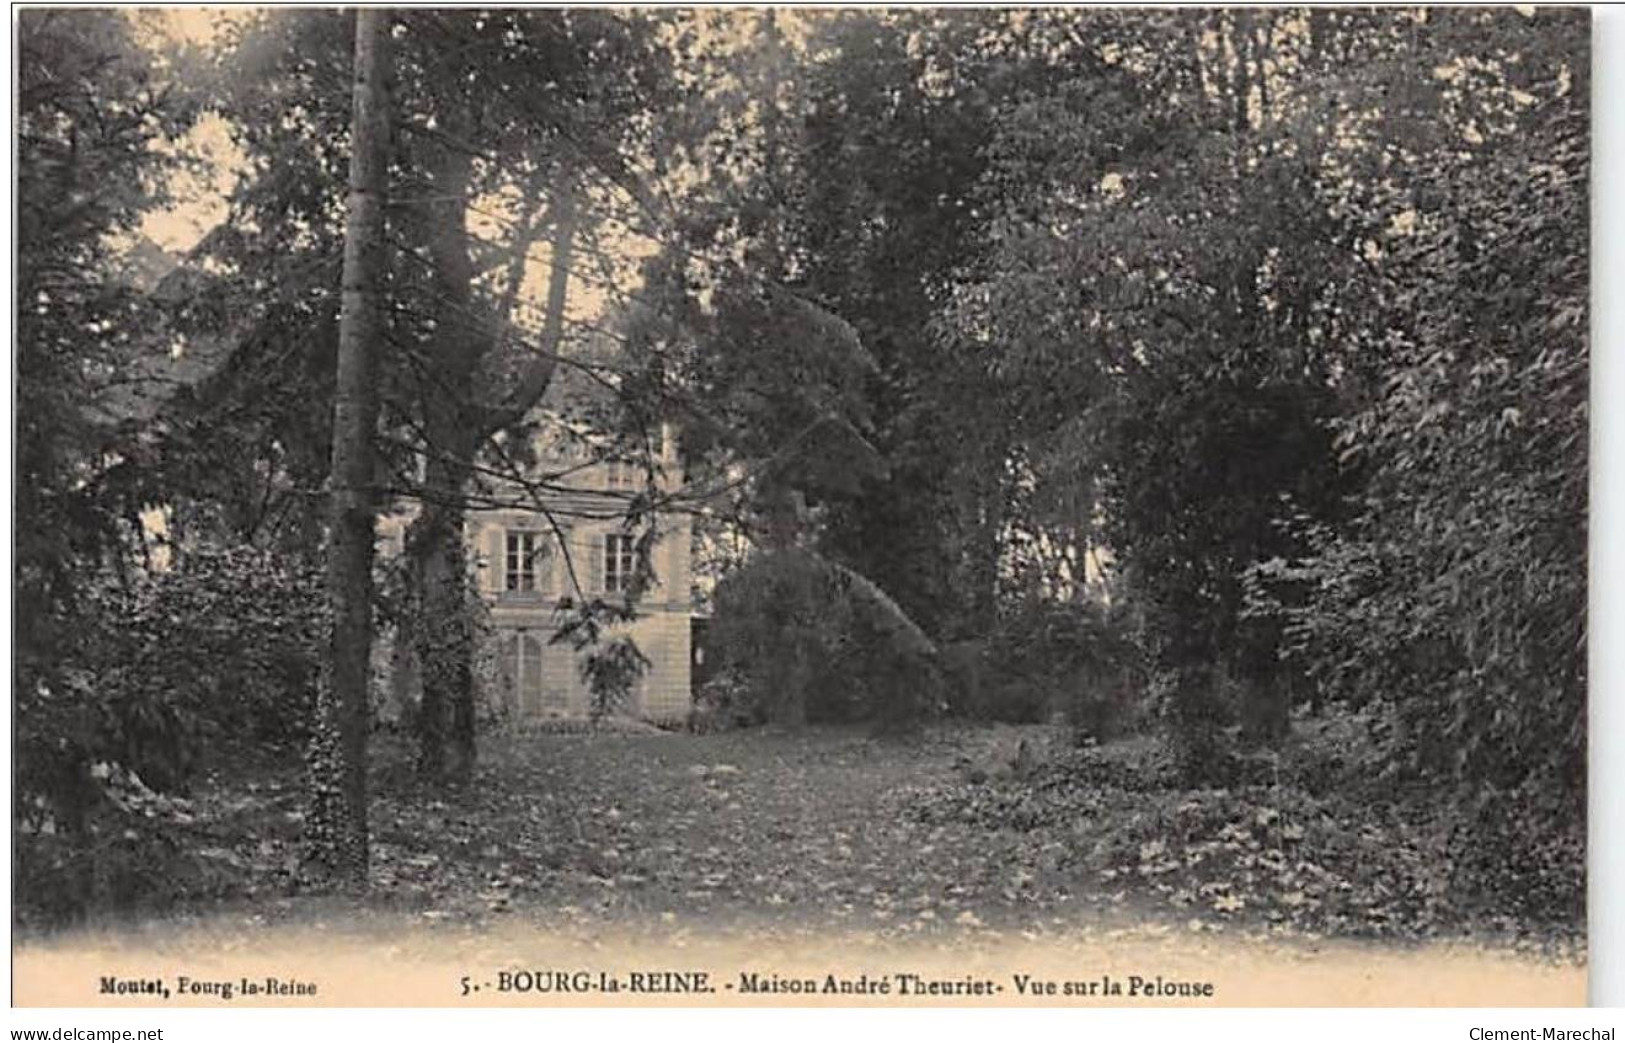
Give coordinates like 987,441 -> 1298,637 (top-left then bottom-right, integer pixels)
963,462 -> 1005,630
412,126 -> 480,784
529,176 -> 575,403
411,480 -> 473,782
306,7 -> 390,888
486,170 -> 578,429
387,567 -> 420,726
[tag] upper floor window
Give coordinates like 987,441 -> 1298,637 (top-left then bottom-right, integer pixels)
505,529 -> 542,593
604,533 -> 636,594
605,460 -> 634,491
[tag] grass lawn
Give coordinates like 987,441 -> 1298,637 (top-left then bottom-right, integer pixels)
163,722 -> 1114,937
21,720 -> 1581,950
13,722 -> 1587,1006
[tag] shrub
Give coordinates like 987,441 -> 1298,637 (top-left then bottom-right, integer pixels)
710,549 -> 939,727
20,546 -> 324,798
1250,93 -> 1588,870
122,546 -> 327,756
963,596 -> 1148,735
899,728 -> 1579,942
686,671 -> 754,732
13,763 -> 209,928
14,545 -> 324,925
580,634 -> 653,721
1446,790 -> 1585,931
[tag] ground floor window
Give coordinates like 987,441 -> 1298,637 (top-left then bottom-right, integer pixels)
501,631 -> 543,716
501,628 -> 572,717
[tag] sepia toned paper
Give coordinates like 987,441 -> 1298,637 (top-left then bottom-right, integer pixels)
11,4 -> 1594,1014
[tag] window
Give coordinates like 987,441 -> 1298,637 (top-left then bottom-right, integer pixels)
503,631 -> 548,716
604,533 -> 636,594
505,530 -> 542,594
605,460 -> 634,491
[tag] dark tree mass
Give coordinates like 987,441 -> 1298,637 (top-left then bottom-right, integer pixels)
12,7 -> 1588,972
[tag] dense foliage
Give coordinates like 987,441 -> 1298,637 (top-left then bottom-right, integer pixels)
932,10 -> 1586,799
907,721 -> 1584,941
678,8 -> 1586,919
15,10 -> 205,921
15,545 -> 326,925
707,549 -> 940,729
1259,44 -> 1588,845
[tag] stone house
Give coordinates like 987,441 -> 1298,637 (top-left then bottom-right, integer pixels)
379,420 -> 695,726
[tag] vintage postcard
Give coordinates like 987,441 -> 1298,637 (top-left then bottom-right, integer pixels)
11,5 -> 1591,1010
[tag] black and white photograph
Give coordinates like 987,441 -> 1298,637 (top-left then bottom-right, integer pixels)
11,5 -> 1592,1010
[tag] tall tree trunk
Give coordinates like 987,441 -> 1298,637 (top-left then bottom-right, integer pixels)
411,483 -> 474,782
486,170 -> 579,430
387,563 -> 420,725
965,432 -> 1012,630
412,131 -> 479,784
305,7 -> 390,888
411,165 -> 578,781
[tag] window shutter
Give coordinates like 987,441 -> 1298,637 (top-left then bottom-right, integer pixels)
520,633 -> 545,716
483,525 -> 503,594
588,531 -> 604,595
551,527 -> 570,599
499,632 -> 520,716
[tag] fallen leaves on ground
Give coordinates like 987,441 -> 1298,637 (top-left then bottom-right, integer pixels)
61,723 -> 1580,962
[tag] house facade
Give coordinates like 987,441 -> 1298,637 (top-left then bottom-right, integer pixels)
380,423 -> 694,726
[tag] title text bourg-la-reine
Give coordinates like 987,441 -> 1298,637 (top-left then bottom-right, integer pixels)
476,969 -> 1215,1000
